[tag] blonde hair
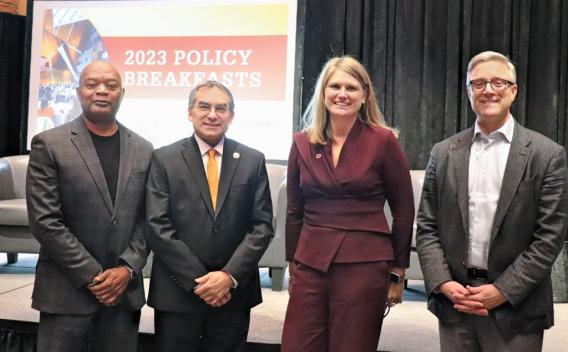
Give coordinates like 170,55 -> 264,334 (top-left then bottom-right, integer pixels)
302,56 -> 391,144
467,51 -> 517,83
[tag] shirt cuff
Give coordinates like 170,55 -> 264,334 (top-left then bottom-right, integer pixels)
224,271 -> 238,289
120,261 -> 136,280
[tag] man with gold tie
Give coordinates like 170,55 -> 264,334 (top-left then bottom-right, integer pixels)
146,80 -> 274,351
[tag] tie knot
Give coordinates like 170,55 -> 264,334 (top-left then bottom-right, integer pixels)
208,149 -> 216,158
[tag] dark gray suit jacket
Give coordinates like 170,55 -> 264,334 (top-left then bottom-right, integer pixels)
416,120 -> 568,337
146,136 -> 273,313
26,117 -> 153,314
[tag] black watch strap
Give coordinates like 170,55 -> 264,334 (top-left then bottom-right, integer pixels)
390,272 -> 405,284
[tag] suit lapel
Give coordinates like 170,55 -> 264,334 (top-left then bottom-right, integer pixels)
181,137 -> 215,217
491,122 -> 531,242
113,124 -> 134,216
450,128 -> 474,239
216,138 -> 240,218
70,117 -> 113,215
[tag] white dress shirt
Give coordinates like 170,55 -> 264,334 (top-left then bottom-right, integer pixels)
467,116 -> 514,269
193,134 -> 238,288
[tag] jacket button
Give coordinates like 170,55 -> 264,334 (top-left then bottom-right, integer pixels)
112,220 -> 117,225
213,226 -> 218,233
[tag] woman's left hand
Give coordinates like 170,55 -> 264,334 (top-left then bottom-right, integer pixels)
387,281 -> 405,307
387,267 -> 406,306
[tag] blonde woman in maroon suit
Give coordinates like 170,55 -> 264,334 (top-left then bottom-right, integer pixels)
281,56 -> 415,352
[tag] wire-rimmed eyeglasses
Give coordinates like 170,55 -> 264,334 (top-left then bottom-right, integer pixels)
467,78 -> 515,93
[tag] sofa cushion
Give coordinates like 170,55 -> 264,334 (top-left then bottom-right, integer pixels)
0,199 -> 29,226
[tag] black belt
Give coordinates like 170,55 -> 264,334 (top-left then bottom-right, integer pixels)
467,267 -> 488,279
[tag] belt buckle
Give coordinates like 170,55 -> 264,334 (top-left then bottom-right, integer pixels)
467,267 -> 487,279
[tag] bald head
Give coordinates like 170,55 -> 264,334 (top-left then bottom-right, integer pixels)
79,60 -> 122,85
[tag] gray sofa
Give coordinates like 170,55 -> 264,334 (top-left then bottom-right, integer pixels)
259,164 -> 288,291
384,170 -> 425,282
0,154 -> 424,289
0,154 -> 291,291
0,155 -> 40,264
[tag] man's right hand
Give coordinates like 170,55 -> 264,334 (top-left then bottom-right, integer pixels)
87,267 -> 131,306
194,271 -> 233,307
439,281 -> 488,316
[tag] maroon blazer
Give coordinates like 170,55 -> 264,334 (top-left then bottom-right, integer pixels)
285,120 -> 414,272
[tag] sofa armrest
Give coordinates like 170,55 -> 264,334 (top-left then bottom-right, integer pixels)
0,155 -> 29,200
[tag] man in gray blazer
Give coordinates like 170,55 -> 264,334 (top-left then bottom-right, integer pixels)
26,61 -> 153,352
146,80 -> 273,351
417,51 -> 568,351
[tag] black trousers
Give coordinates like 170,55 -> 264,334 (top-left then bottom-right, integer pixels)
37,306 -> 141,352
154,308 -> 250,352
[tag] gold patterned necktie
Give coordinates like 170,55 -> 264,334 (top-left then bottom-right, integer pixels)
207,149 -> 219,210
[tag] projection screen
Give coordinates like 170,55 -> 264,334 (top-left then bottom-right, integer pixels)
26,0 -> 298,160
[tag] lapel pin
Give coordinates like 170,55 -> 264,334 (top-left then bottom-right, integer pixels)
233,152 -> 240,159
315,153 -> 322,159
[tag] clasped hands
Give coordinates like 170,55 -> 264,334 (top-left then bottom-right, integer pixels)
88,268 -> 234,308
440,281 -> 507,316
194,271 -> 234,307
87,266 -> 131,307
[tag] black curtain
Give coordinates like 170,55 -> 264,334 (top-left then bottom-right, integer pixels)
1,1 -> 568,166
300,0 -> 568,169
0,1 -> 567,351
0,13 -> 25,158
0,321 -> 36,352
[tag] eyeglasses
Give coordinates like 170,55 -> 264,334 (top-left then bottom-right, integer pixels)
467,78 -> 515,93
196,103 -> 230,116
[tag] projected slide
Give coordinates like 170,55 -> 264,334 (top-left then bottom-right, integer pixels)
27,0 -> 297,159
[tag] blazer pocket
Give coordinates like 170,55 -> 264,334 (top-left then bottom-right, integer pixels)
131,171 -> 147,178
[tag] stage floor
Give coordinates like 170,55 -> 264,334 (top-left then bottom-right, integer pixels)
1,254 -> 567,351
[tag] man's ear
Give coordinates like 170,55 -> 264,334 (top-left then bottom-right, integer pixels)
510,84 -> 518,102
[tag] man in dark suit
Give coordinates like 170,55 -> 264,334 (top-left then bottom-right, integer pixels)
417,51 -> 568,351
26,61 -> 153,351
146,80 -> 273,352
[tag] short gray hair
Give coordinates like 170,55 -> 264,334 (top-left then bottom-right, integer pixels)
467,51 -> 516,83
187,80 -> 235,112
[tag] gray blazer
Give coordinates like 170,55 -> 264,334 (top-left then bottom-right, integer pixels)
26,117 -> 153,314
146,136 -> 273,313
416,120 -> 568,337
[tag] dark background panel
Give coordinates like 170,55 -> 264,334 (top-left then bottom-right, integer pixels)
0,13 -> 25,157
299,0 -> 568,168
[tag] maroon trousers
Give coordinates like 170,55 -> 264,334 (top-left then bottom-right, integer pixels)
281,261 -> 391,352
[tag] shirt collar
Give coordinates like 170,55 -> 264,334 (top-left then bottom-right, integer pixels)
194,134 -> 224,157
473,114 -> 515,143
